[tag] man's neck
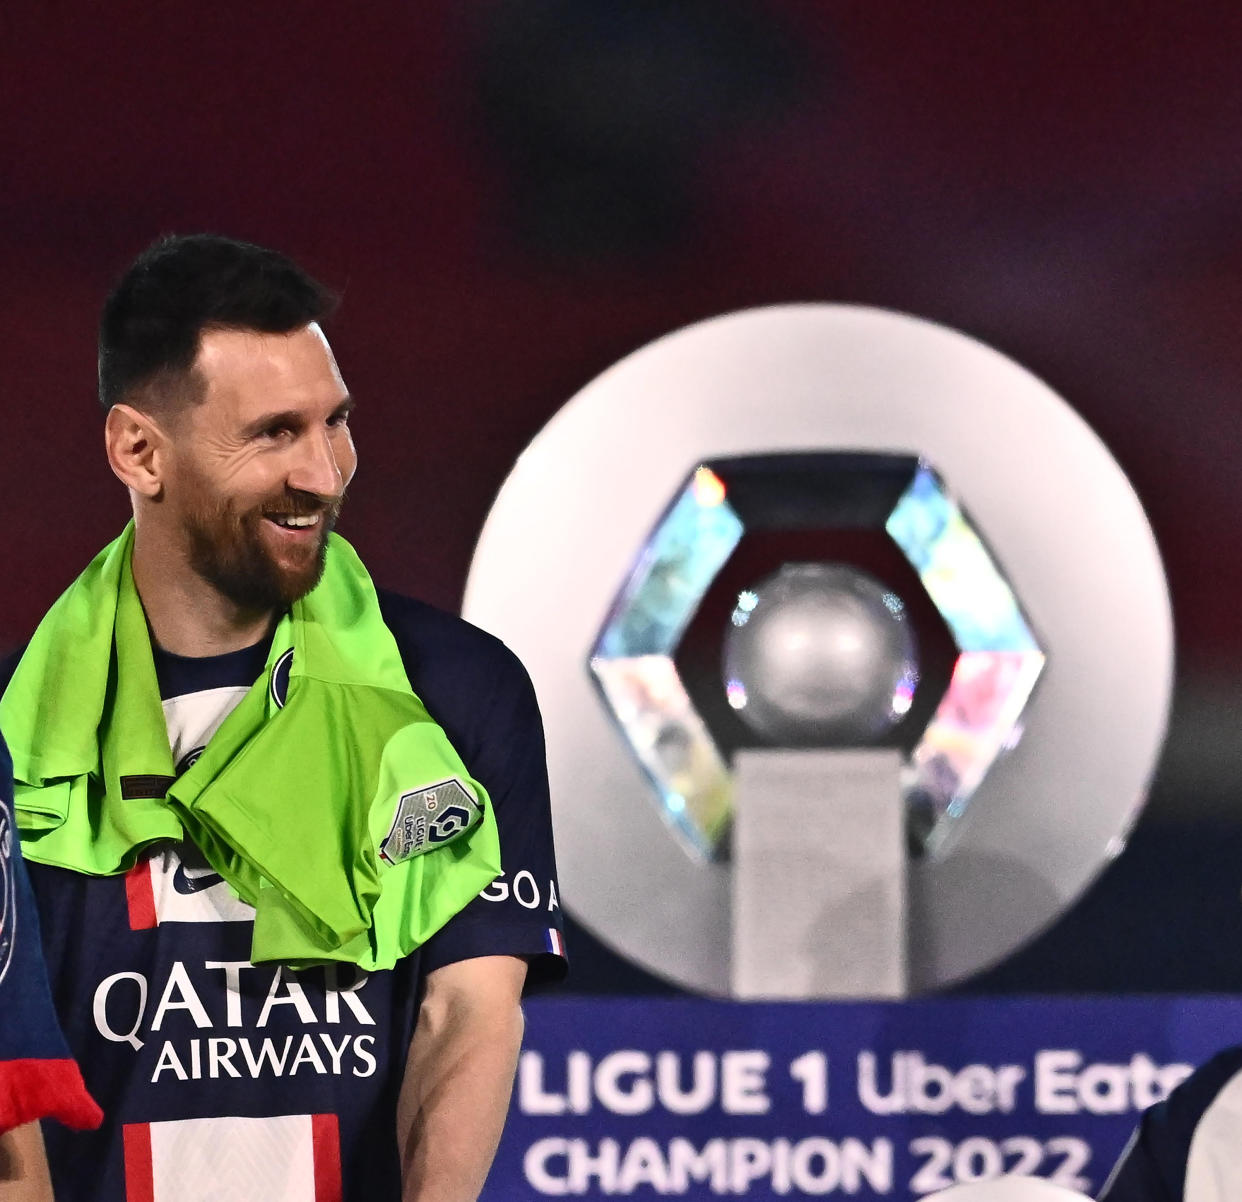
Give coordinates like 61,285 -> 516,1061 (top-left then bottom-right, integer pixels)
131,529 -> 275,658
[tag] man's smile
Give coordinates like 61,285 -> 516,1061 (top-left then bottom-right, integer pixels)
266,513 -> 320,529
264,511 -> 323,537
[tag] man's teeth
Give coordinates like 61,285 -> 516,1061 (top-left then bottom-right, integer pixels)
270,514 -> 319,528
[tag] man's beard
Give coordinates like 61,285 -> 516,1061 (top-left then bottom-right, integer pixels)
181,484 -> 342,613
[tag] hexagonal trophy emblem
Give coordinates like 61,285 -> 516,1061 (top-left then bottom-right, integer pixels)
589,455 -> 1046,865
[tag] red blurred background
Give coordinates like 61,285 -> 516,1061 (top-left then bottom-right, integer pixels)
4,0 -> 1242,991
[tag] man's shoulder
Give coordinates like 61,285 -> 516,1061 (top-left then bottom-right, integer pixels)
375,589 -> 537,708
376,589 -> 503,653
1169,1044 -> 1242,1118
1101,1044 -> 1242,1202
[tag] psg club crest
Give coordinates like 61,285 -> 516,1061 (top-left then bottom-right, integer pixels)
0,801 -> 16,987
379,778 -> 483,866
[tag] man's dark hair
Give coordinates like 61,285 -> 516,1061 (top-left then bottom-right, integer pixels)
98,233 -> 337,415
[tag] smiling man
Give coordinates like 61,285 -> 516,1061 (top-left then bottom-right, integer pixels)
116,319 -> 355,654
0,234 -> 567,1201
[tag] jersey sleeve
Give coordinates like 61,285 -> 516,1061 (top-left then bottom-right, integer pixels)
0,733 -> 103,1133
419,647 -> 568,988
376,593 -> 568,990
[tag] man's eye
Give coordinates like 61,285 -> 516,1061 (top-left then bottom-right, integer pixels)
328,412 -> 351,428
262,425 -> 293,440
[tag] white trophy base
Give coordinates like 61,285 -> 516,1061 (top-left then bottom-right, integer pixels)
731,748 -> 908,1000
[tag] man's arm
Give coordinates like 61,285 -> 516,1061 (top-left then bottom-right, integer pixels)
396,954 -> 528,1202
0,1123 -> 53,1202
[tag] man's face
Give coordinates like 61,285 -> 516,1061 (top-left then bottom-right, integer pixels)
164,323 -> 357,612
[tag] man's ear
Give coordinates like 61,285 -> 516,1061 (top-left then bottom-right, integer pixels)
104,404 -> 169,498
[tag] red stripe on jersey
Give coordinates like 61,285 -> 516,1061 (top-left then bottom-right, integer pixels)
311,1113 -> 342,1202
124,859 -> 157,930
122,1123 -> 154,1202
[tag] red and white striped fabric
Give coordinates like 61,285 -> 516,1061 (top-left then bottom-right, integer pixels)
122,1113 -> 341,1202
124,846 -> 254,930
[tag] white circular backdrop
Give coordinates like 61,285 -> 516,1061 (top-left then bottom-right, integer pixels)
463,305 -> 1173,994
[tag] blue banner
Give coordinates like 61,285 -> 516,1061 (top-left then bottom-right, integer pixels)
485,996 -> 1242,1199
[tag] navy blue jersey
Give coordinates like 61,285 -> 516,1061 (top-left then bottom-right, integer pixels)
3,590 -> 566,1201
1099,1045 -> 1242,1202
0,733 -> 101,1133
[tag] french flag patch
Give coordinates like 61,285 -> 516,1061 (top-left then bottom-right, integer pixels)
544,928 -> 566,958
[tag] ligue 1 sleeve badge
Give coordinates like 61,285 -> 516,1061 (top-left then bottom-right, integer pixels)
464,304 -> 1172,998
379,777 -> 484,866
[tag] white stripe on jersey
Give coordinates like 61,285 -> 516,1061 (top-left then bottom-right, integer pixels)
161,686 -> 251,769
129,1113 -> 339,1202
140,682 -> 256,925
144,844 -> 254,925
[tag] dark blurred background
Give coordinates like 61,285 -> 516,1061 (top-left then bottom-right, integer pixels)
4,0 -> 1242,993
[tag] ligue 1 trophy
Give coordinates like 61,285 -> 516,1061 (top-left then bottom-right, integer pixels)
725,561 -> 917,998
463,305 -> 1172,999
723,563 -> 918,749
578,448 -> 1046,999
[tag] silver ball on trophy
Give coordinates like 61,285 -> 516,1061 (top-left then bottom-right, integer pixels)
723,562 -> 919,745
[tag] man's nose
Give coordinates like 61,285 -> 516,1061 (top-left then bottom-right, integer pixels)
287,428 -> 344,500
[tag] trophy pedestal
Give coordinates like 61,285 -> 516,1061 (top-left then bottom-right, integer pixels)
731,748 -> 908,999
